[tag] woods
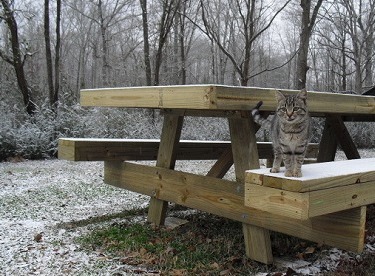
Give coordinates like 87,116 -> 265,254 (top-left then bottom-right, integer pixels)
0,0 -> 375,160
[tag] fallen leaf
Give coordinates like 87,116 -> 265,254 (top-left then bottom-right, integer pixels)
210,262 -> 220,269
296,252 -> 305,260
165,246 -> 177,255
34,233 -> 43,242
305,246 -> 315,255
169,269 -> 187,275
286,267 -> 297,276
219,269 -> 232,275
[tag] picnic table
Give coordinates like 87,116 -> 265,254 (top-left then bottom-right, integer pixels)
58,85 -> 375,264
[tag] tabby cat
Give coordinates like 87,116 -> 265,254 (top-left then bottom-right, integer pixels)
251,89 -> 311,177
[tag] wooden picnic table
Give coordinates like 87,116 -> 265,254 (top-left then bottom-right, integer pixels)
61,85 -> 375,264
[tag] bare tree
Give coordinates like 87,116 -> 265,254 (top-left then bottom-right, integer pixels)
314,0 -> 375,93
294,0 -> 324,89
153,0 -> 180,86
55,0 -> 61,104
0,0 -> 37,115
341,0 -> 375,92
67,0 -> 134,87
139,0 -> 152,85
315,2 -> 351,91
44,0 -> 61,109
200,0 -> 292,86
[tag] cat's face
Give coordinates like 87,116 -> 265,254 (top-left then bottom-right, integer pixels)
276,89 -> 308,123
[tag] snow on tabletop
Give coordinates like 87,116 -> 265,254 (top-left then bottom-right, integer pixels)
246,158 -> 375,181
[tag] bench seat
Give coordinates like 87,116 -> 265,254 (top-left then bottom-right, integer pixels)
244,158 -> 375,261
245,158 -> 375,220
58,138 -> 319,162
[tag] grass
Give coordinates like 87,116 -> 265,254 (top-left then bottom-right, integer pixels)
78,211 -> 271,275
76,206 -> 375,275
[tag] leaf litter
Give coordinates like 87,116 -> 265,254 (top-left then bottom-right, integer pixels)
0,150 -> 375,275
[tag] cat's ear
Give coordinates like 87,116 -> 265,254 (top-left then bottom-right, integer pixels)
275,91 -> 285,102
297,88 -> 308,100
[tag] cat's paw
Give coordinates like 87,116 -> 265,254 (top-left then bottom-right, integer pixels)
270,167 -> 280,173
293,171 -> 302,177
284,171 -> 293,177
285,171 -> 302,177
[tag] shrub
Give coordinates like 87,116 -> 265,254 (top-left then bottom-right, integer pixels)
0,101 -> 373,161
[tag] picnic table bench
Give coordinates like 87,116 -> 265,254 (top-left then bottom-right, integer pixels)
58,85 -> 375,264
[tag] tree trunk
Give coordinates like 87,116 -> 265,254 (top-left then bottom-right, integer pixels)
153,0 -> 180,86
294,0 -> 323,90
54,0 -> 61,105
179,3 -> 186,85
139,0 -> 152,86
44,0 -> 55,107
98,0 -> 110,87
0,0 -> 36,115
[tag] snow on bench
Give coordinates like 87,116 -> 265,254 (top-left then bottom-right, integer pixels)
245,158 -> 375,220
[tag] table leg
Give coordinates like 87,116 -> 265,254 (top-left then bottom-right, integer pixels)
147,114 -> 184,225
317,117 -> 338,162
228,116 -> 273,264
327,115 -> 360,159
318,115 -> 360,162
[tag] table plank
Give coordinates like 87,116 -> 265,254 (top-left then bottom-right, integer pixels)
81,85 -> 375,115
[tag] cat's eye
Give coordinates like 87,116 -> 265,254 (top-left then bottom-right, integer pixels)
279,107 -> 287,112
293,107 -> 300,112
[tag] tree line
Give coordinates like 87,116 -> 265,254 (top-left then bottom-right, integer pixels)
0,0 -> 374,116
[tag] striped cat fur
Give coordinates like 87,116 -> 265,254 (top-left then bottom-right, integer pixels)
251,89 -> 311,177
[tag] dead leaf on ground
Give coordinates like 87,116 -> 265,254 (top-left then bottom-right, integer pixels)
34,232 -> 43,242
304,246 -> 315,255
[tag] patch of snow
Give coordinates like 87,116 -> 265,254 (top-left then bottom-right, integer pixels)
1,150 -> 374,275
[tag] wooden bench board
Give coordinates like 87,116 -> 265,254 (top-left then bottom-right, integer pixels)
58,138 -> 231,161
245,158 -> 375,192
245,158 -> 375,220
58,138 -> 319,162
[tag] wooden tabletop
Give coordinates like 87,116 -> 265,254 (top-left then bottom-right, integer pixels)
80,85 -> 375,116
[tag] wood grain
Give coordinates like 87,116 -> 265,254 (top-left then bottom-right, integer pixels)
104,161 -> 365,253
245,180 -> 375,219
80,85 -> 375,115
148,114 -> 184,225
57,138 -> 319,162
245,158 -> 375,192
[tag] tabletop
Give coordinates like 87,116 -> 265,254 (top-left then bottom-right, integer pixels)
80,84 -> 375,116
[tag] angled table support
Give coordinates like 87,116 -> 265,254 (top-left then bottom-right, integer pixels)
147,113 -> 184,225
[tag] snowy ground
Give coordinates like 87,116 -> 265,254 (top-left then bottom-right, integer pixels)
1,151 -> 375,275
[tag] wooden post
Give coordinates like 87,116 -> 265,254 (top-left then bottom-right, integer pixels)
228,115 -> 273,264
326,115 -> 360,159
206,147 -> 233,178
147,113 -> 184,225
317,117 -> 338,162
318,115 -> 360,162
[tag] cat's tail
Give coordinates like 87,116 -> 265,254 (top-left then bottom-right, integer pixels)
251,101 -> 270,127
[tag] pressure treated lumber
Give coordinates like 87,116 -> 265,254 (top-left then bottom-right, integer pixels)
80,85 -> 375,115
244,158 -> 375,220
57,138 -> 320,162
104,161 -> 365,254
228,115 -> 273,264
148,114 -> 183,225
245,158 -> 375,192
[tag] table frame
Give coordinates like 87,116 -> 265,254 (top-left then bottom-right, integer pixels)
79,85 -> 375,264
